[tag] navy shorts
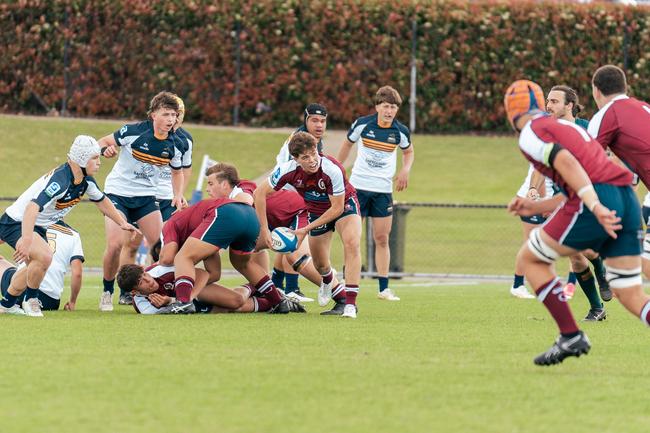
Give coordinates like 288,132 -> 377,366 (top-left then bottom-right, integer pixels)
107,194 -> 160,225
0,213 -> 47,249
0,266 -> 16,294
308,196 -> 360,237
0,267 -> 61,310
543,184 -> 642,259
356,189 -> 393,218
191,203 -> 260,254
157,199 -> 177,222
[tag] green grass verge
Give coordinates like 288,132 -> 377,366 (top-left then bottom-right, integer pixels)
0,275 -> 647,433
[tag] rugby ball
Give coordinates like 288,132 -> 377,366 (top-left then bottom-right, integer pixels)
271,227 -> 298,253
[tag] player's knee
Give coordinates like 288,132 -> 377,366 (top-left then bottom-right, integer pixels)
40,249 -> 53,268
373,233 -> 389,247
569,254 -> 589,272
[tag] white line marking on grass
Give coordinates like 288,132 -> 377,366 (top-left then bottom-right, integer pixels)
390,281 -> 479,288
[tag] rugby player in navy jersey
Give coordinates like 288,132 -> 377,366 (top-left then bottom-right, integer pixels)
0,136 -> 138,316
338,86 -> 414,302
505,79 -> 649,366
98,92 -> 186,311
588,65 -> 650,280
119,94 -> 194,304
256,132 -> 362,318
546,85 -> 610,320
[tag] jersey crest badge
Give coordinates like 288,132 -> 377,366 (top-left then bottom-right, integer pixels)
387,133 -> 396,143
318,179 -> 326,190
45,182 -> 61,198
367,130 -> 376,138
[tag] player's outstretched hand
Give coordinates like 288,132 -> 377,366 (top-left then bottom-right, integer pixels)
64,300 -> 76,311
120,222 -> 142,235
592,203 -> 622,239
507,196 -> 535,217
13,236 -> 32,264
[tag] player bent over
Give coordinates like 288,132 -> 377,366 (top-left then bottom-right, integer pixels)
159,198 -> 291,314
505,80 -> 647,366
255,132 -> 362,318
205,163 -> 324,302
0,136 -> 138,316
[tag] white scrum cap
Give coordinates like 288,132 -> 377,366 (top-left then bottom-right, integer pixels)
68,135 -> 101,168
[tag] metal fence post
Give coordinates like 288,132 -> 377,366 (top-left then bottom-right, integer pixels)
389,203 -> 411,273
365,217 -> 375,274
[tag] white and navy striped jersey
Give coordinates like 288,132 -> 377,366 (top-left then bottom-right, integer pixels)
40,222 -> 84,300
347,113 -> 411,193
157,127 -> 193,200
5,163 -> 104,228
105,120 -> 182,197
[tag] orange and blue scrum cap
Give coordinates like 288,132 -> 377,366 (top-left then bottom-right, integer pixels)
504,80 -> 545,131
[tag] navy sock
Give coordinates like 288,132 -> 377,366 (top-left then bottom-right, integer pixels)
271,268 -> 285,290
285,273 -> 299,293
513,274 -> 524,287
1,292 -> 19,308
103,278 -> 115,295
24,287 -> 39,300
567,272 -> 577,285
378,276 -> 389,292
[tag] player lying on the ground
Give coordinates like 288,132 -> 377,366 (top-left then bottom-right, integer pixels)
505,79 -> 649,367
204,162 -> 326,303
255,132 -> 362,318
116,264 -> 305,314
0,136 -> 138,317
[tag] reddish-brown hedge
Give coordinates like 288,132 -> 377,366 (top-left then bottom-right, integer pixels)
1,0 -> 649,132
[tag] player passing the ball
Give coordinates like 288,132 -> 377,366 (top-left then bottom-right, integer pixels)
255,132 -> 362,318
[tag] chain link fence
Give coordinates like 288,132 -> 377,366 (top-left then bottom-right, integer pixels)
1,199 -> 552,278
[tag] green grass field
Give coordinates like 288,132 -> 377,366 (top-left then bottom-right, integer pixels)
1,275 -> 648,433
2,116 -> 650,433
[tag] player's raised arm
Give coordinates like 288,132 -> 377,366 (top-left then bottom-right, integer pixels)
337,138 -> 355,166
